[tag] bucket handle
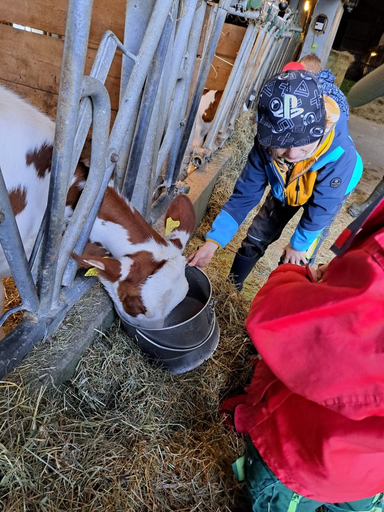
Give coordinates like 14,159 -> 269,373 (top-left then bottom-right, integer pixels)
208,298 -> 217,316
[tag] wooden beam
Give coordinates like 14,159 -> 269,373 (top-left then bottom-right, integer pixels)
0,78 -> 58,118
0,0 -> 126,45
0,24 -> 122,111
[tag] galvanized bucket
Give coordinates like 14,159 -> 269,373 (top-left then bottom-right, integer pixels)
119,266 -> 220,374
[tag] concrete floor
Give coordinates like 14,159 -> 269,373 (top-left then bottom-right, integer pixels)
348,114 -> 384,194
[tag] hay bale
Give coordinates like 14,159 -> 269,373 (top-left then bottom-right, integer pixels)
326,49 -> 354,87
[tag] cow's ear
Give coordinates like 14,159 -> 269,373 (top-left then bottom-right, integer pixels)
164,195 -> 196,251
72,253 -> 122,282
82,242 -> 109,259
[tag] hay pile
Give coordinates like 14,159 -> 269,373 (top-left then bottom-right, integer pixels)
2,277 -> 22,335
0,315 -> 252,511
0,112 -> 257,512
351,96 -> 384,126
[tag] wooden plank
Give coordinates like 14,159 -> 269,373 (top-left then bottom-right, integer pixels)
0,82 -> 118,131
0,24 -> 122,111
205,55 -> 235,91
215,23 -> 246,59
205,23 -> 246,90
0,0 -> 126,45
0,24 -> 63,93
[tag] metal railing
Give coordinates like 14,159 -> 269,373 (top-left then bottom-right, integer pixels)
191,3 -> 302,166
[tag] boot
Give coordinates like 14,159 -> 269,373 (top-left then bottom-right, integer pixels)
348,178 -> 384,218
229,252 -> 260,292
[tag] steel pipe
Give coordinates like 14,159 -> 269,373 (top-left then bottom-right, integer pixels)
39,0 -> 94,316
55,76 -> 111,296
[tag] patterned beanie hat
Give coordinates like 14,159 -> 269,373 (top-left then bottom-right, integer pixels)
257,70 -> 326,148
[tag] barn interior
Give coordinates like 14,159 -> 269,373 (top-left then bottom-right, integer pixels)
0,0 -> 383,510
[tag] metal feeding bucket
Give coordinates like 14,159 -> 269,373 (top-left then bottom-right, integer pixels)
119,266 -> 220,374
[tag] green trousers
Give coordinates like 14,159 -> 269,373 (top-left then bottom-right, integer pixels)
244,438 -> 384,512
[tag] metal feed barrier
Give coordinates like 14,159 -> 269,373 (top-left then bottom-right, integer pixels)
193,3 -> 302,166
0,0 -> 301,377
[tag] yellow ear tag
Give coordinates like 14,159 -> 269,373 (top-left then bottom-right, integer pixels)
84,256 -> 110,277
84,267 -> 99,277
165,217 -> 180,237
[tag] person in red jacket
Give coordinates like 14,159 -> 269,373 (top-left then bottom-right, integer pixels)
222,198 -> 384,512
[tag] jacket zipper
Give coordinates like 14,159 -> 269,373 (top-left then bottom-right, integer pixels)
295,178 -> 300,205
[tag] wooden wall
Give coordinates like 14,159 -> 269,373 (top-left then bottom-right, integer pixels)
0,0 -> 125,119
205,23 -> 246,91
0,2 -> 246,118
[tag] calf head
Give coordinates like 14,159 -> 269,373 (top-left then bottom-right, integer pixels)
72,194 -> 196,328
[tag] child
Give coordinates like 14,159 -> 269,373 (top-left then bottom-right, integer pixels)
299,53 -> 350,119
222,198 -> 384,511
188,70 -> 362,291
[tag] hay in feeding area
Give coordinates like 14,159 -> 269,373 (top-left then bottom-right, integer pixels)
0,112 -> 258,512
2,277 -> 23,336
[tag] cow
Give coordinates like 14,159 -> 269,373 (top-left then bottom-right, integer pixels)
0,85 -> 196,333
71,191 -> 196,328
192,89 -> 223,147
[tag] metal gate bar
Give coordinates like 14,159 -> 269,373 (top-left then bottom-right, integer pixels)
122,10 -> 174,202
0,173 -> 40,315
204,21 -> 259,149
171,0 -> 232,192
152,0 -> 202,188
39,0 -> 94,315
108,0 -> 174,182
56,76 -> 111,294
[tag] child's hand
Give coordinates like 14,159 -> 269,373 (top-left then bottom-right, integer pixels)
281,243 -> 307,265
316,263 -> 329,281
308,263 -> 329,282
187,241 -> 219,269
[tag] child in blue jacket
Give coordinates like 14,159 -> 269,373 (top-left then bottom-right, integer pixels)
299,53 -> 350,119
188,70 -> 362,290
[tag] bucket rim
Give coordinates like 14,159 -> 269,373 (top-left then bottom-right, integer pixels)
133,316 -> 217,353
118,266 -> 213,333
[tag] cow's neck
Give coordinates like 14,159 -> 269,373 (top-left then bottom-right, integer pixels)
91,187 -> 167,259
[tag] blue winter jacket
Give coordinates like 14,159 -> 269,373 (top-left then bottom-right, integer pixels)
206,114 -> 363,252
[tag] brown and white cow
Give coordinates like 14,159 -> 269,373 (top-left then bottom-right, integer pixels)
72,192 -> 196,328
192,88 -> 249,149
192,89 -> 223,147
0,85 -> 196,331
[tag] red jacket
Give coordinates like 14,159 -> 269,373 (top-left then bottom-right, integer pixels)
225,199 -> 384,502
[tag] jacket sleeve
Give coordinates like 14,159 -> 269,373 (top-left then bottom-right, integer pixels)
290,146 -> 363,251
205,143 -> 268,247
